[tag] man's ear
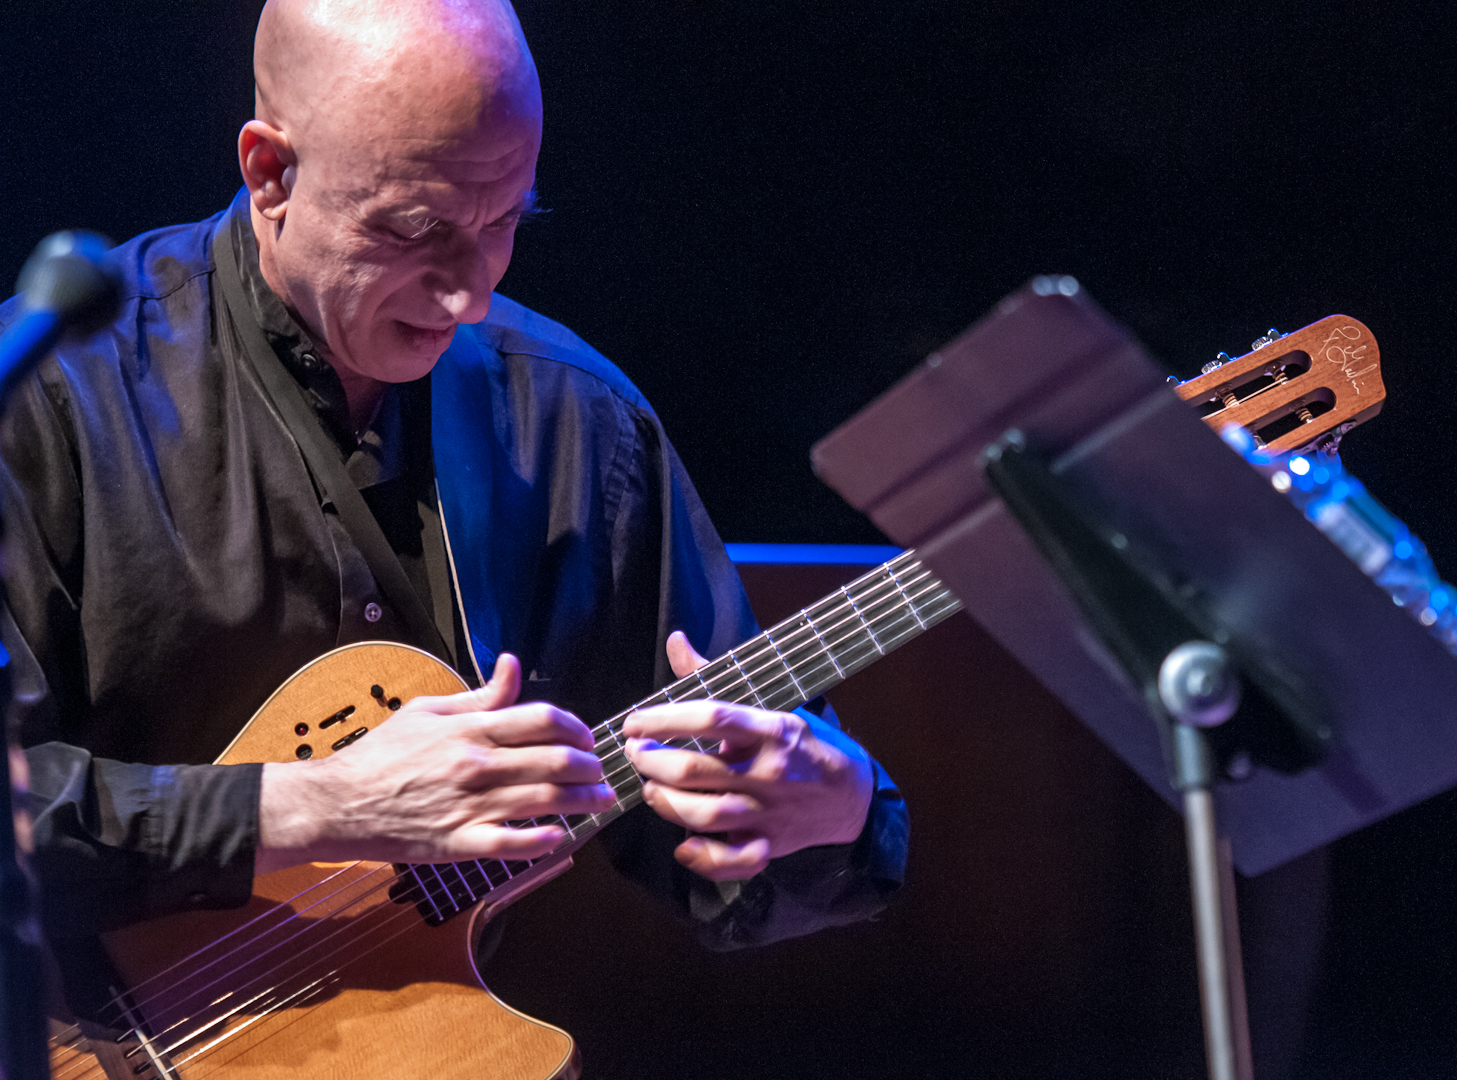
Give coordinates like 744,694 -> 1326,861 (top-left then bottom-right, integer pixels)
238,120 -> 296,222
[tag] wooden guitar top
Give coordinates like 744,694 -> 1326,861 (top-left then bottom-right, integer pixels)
50,643 -> 580,1080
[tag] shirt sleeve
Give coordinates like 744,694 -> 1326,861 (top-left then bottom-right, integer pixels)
0,357 -> 261,940
594,407 -> 909,949
23,740 -> 261,939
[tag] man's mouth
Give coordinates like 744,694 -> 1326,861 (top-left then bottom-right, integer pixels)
396,321 -> 457,352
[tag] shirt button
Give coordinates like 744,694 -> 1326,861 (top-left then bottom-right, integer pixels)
365,602 -> 383,623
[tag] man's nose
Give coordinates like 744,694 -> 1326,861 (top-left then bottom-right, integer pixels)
434,237 -> 499,324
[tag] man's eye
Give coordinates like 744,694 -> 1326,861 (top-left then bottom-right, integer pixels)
392,217 -> 441,242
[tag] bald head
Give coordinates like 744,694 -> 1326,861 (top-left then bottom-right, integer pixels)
254,0 -> 540,158
240,0 -> 542,412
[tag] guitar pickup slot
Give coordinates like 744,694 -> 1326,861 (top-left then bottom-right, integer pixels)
331,727 -> 369,751
320,705 -> 356,729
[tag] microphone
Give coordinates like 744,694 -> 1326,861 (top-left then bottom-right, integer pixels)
0,231 -> 122,403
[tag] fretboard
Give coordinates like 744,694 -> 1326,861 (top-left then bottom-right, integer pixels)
402,550 -> 961,924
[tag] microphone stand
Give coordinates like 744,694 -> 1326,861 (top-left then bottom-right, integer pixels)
0,232 -> 121,1080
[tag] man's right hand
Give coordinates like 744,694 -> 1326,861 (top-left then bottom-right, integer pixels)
255,653 -> 615,875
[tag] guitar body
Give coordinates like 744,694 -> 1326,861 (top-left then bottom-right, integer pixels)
49,643 -> 579,1080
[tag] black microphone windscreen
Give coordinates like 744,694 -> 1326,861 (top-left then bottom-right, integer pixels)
16,231 -> 122,337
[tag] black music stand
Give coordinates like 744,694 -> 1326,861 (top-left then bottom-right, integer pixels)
811,278 -> 1457,1080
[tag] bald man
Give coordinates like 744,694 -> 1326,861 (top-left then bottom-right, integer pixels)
1,0 -> 906,1010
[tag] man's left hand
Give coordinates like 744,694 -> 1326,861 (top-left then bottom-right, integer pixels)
621,631 -> 874,882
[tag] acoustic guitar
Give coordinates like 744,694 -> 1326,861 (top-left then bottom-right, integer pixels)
46,315 -> 1382,1079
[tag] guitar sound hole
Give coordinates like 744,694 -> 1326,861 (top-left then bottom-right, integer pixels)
296,744 -> 313,759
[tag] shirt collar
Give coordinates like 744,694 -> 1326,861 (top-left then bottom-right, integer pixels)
225,190 -> 358,453
222,191 -> 420,489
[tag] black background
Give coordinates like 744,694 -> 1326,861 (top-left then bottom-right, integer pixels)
3,1 -> 1456,1075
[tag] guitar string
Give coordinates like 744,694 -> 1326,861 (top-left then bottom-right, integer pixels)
585,556 -> 937,748
62,861 -> 397,1044
59,564 -> 953,1072
56,865 -> 410,1074
59,565 -> 953,1073
153,891 -> 436,1071
60,895 -> 432,1080
585,561 -> 950,755
584,568 -> 954,805
64,582 -> 959,1080
79,565 -> 949,1055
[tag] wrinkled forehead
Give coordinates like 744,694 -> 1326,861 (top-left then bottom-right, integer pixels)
304,108 -> 540,233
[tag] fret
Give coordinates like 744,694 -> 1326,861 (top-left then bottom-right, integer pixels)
449,862 -> 475,898
408,866 -> 443,923
692,668 -> 716,700
429,865 -> 461,912
700,653 -> 747,704
770,613 -> 839,690
804,608 -> 848,679
888,565 -> 927,629
841,585 -> 885,655
483,859 -> 510,888
728,649 -> 768,707
466,861 -> 493,894
758,629 -> 806,702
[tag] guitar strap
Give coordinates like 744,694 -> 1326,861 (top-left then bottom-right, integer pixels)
212,222 -> 453,662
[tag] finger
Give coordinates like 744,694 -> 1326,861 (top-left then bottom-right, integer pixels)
621,701 -> 792,749
673,833 -> 771,881
640,780 -> 762,832
457,702 -> 597,751
404,653 -> 523,716
625,739 -> 746,790
453,743 -> 607,789
438,822 -> 565,862
459,743 -> 607,788
666,630 -> 710,678
481,781 -> 619,820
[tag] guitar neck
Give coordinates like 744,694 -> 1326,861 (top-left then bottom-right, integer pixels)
585,550 -> 961,825
402,551 -> 960,924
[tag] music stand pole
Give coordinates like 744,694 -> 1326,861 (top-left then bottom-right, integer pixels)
1172,721 -> 1239,1080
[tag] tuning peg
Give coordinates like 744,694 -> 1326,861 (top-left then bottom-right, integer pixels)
1251,328 -> 1284,350
1201,351 -> 1234,375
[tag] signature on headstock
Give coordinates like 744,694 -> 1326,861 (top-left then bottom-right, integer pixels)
1317,324 -> 1379,393
1172,315 -> 1386,454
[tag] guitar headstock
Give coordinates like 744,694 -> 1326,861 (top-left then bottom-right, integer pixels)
1173,315 -> 1384,453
